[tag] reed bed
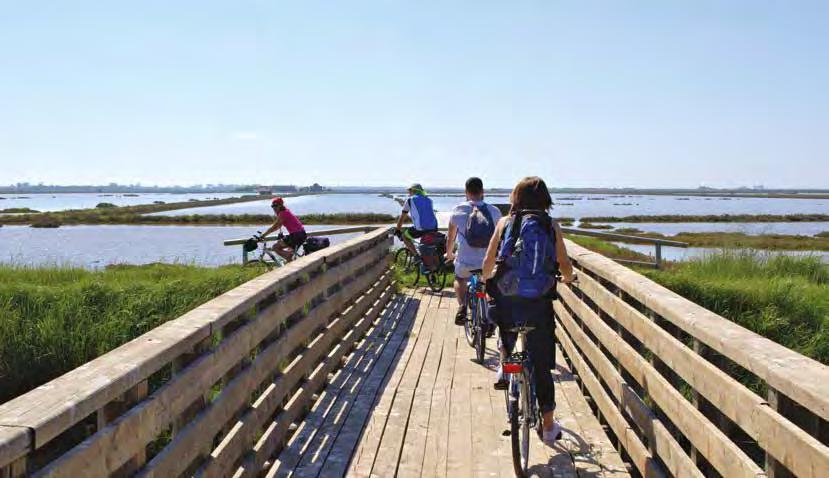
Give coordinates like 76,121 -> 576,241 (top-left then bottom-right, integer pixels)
0,263 -> 262,403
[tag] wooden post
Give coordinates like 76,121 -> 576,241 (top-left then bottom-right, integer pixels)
655,244 -> 662,269
765,387 -> 793,478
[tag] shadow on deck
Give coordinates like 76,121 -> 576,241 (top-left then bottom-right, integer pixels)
269,289 -> 629,477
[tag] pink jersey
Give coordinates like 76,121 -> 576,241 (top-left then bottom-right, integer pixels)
278,208 -> 305,234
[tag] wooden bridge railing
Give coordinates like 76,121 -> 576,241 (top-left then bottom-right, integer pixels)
556,239 -> 829,478
0,227 -> 394,478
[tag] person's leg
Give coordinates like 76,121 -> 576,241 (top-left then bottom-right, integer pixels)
272,240 -> 293,260
402,229 -> 419,256
526,302 -> 557,432
453,264 -> 469,325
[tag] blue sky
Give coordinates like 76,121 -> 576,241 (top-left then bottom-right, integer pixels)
1,1 -> 827,188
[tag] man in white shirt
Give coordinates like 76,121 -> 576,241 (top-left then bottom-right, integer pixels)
445,177 -> 502,325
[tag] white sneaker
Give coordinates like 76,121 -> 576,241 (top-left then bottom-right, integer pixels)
542,420 -> 563,446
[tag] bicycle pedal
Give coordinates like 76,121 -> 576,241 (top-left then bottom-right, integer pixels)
502,430 -> 511,437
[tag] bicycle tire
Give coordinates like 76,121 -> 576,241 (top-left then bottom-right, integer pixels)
394,248 -> 415,272
509,391 -> 529,478
427,267 -> 448,292
474,298 -> 486,364
464,293 -> 475,347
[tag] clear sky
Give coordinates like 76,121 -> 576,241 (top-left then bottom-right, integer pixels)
1,1 -> 827,189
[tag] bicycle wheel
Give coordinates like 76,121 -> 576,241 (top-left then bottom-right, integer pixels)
474,298 -> 486,364
464,293 -> 475,347
510,373 -> 532,477
394,248 -> 415,272
426,266 -> 448,292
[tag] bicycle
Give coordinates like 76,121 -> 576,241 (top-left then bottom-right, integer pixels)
243,231 -> 304,270
463,269 -> 488,364
393,231 -> 448,292
500,275 -> 575,476
501,322 -> 542,477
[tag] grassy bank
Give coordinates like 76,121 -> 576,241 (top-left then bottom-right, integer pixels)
1,211 -> 398,227
605,231 -> 829,251
644,252 -> 828,366
581,214 -> 829,223
0,263 -> 262,403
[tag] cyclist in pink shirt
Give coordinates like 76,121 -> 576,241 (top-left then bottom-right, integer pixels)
261,197 -> 307,261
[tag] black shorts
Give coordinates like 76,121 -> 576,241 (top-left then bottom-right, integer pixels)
284,231 -> 307,249
405,227 -> 436,239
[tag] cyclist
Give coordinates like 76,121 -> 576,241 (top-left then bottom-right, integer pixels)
394,183 -> 438,256
261,197 -> 307,262
445,177 -> 501,326
482,176 -> 576,446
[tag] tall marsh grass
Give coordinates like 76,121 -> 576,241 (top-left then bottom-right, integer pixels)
0,263 -> 262,403
644,251 -> 828,364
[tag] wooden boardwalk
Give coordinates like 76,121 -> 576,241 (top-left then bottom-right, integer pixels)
270,289 -> 629,477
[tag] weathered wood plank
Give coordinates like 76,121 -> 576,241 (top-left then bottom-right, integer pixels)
264,292 -> 409,476
555,325 -> 663,478
446,297 -> 474,478
367,289 -> 442,477
315,291 -> 424,477
421,301 -> 460,478
553,344 -> 629,477
555,303 -> 699,478
237,280 -> 395,478
559,285 -> 764,478
396,300 -> 449,477
565,240 -> 829,422
0,229 -> 390,460
199,276 -> 394,478
0,428 -> 29,475
346,292 -> 435,477
573,270 -> 829,478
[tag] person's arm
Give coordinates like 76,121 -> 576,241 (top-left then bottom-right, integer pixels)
553,222 -> 576,282
395,211 -> 408,231
445,221 -> 458,261
262,216 -> 283,238
483,217 -> 506,280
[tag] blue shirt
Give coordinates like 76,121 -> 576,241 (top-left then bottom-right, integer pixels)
402,194 -> 438,231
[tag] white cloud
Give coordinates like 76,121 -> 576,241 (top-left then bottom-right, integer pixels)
231,131 -> 259,141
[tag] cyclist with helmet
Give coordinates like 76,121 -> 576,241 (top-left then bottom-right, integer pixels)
394,183 -> 439,256
261,197 -> 307,261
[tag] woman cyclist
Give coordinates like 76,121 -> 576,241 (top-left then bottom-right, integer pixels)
261,197 -> 307,261
482,176 -> 576,446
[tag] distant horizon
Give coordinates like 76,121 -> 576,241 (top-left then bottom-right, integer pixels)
3,182 -> 829,194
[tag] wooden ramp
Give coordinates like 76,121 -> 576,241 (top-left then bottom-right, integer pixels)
270,289 -> 629,478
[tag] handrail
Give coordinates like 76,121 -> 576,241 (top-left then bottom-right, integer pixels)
0,227 -> 394,477
560,226 -> 689,247
223,225 -> 380,246
556,239 -> 829,478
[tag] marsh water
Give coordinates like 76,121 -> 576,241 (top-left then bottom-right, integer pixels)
1,193 -> 827,268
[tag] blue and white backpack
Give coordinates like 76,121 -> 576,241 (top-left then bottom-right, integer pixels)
495,211 -> 559,300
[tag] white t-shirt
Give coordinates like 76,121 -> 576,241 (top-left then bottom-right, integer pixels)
449,200 -> 502,267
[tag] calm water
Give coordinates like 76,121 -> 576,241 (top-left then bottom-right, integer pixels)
0,192 -> 241,213
0,225 -> 367,269
594,222 -> 829,236
152,193 -> 829,219
613,242 -> 829,263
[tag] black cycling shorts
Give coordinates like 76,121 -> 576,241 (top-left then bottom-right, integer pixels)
284,230 -> 307,249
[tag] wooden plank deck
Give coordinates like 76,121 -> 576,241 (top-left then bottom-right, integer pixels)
271,289 -> 631,477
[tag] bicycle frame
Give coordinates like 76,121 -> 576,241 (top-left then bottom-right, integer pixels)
505,327 -> 538,429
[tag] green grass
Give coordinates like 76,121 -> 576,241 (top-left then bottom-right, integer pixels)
0,263 -> 263,403
644,252 -> 828,365
611,231 -> 829,251
565,235 -> 654,263
0,208 -> 39,213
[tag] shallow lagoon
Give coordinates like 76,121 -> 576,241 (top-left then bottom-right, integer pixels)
0,225 -> 368,269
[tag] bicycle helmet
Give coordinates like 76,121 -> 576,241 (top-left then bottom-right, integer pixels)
271,197 -> 284,208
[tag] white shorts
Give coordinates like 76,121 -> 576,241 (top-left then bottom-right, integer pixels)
454,262 -> 482,280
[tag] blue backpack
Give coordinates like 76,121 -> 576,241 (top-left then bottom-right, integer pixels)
464,202 -> 495,248
495,211 -> 558,300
